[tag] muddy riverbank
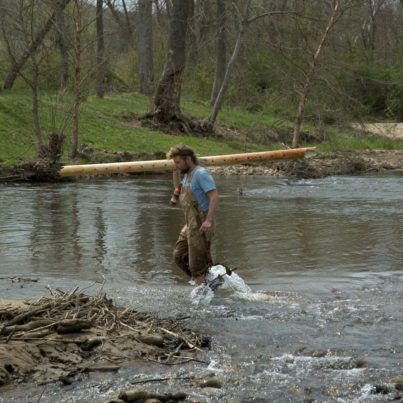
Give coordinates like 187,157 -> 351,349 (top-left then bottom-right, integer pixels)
1,150 -> 402,183
0,290 -> 207,396
208,150 -> 403,178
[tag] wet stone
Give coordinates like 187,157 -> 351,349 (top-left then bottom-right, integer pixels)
188,398 -> 205,403
118,388 -> 150,401
386,379 -> 403,391
171,392 -> 188,400
312,350 -> 328,358
117,389 -> 188,402
373,384 -> 391,395
196,377 -> 222,388
152,391 -> 187,401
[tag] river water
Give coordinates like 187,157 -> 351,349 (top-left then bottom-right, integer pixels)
0,172 -> 402,402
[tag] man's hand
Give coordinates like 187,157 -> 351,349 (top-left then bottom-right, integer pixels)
200,219 -> 212,233
200,189 -> 218,233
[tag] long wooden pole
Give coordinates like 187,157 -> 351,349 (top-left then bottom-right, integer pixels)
59,147 -> 316,177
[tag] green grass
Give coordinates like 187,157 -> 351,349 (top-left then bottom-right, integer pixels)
317,126 -> 403,152
181,96 -> 280,128
0,91 -> 256,166
1,89 -> 402,168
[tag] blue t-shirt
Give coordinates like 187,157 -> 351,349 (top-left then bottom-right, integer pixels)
182,167 -> 216,213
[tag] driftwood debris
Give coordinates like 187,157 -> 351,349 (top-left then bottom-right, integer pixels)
118,388 -> 188,402
0,290 -> 207,386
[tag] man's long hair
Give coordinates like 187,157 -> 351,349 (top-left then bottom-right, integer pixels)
166,144 -> 199,165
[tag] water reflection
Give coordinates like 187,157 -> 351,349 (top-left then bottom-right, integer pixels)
94,206 -> 106,267
0,172 -> 402,290
29,187 -> 83,275
1,173 -> 402,403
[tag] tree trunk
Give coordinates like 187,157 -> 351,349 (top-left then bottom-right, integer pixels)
96,0 -> 105,98
105,0 -> 133,48
210,0 -> 227,105
137,0 -> 154,95
163,0 -> 172,19
52,0 -> 69,90
70,0 -> 81,159
208,28 -> 243,126
208,0 -> 253,125
121,0 -> 134,40
3,0 -> 71,90
31,57 -> 42,155
365,0 -> 386,51
152,0 -> 191,121
292,0 -> 340,148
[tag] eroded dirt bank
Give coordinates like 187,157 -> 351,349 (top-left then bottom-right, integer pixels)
209,150 -> 403,178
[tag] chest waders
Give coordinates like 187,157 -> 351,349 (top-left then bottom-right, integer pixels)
173,168 -> 214,280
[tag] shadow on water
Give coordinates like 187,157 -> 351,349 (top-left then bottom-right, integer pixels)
0,171 -> 402,401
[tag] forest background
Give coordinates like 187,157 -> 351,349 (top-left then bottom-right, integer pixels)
1,0 -> 403,171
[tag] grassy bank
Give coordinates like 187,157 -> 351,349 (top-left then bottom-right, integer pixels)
1,90 -> 402,168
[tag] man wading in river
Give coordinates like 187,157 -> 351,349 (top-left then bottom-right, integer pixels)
167,145 -> 219,286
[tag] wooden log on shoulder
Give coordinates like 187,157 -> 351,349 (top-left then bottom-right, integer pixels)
59,147 -> 316,177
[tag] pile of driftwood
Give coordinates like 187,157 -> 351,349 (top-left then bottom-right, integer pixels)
0,288 -> 207,386
0,133 -> 67,183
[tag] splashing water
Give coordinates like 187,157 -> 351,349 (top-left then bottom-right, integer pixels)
208,265 -> 252,294
190,265 -> 256,305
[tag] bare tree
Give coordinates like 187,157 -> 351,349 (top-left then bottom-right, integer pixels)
96,0 -> 105,98
137,0 -> 154,95
154,0 -> 171,25
69,0 -> 98,157
292,0 -> 342,148
70,0 -> 82,158
3,0 -> 71,90
208,2 -> 291,127
210,0 -> 227,105
208,1 -> 251,126
1,1 -> 52,154
52,0 -> 69,90
105,0 -> 134,47
121,0 -> 133,39
151,0 -> 191,122
362,0 -> 387,50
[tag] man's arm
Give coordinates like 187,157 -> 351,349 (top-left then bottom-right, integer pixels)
173,169 -> 181,189
200,189 -> 218,232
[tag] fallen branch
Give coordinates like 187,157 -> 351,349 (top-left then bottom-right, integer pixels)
0,290 -> 208,387
130,375 -> 195,385
159,327 -> 203,352
1,319 -> 54,336
1,302 -> 53,329
0,277 -> 38,283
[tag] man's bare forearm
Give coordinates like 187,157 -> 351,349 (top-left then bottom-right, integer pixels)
173,169 -> 181,189
200,190 -> 219,232
206,191 -> 218,223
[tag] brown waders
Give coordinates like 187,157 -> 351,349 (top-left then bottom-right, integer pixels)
173,169 -> 214,280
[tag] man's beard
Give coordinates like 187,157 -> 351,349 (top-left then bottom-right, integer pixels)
180,162 -> 190,174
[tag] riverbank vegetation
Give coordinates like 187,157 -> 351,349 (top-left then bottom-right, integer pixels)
1,1 -> 403,176
1,90 -> 402,169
